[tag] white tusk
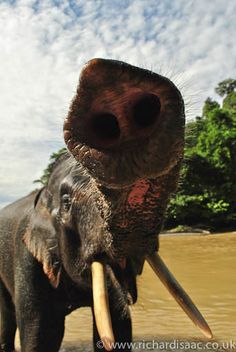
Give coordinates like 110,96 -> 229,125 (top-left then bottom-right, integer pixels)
146,252 -> 213,339
91,261 -> 115,351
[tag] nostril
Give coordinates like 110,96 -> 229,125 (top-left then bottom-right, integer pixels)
90,113 -> 120,141
132,93 -> 161,129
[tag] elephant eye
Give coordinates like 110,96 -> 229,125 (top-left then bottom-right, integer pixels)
61,194 -> 71,212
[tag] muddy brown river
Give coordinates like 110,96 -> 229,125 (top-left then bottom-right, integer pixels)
16,233 -> 236,351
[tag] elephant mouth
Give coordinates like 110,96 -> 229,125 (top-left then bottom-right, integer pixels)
91,253 -> 213,351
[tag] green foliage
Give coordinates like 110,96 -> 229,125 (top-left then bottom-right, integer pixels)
215,78 -> 236,97
202,98 -> 220,117
165,79 -> 236,230
223,91 -> 236,110
34,148 -> 67,186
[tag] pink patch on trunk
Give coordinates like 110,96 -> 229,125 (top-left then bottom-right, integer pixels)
127,179 -> 150,209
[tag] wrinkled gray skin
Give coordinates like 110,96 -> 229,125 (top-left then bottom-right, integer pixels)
0,59 -> 185,352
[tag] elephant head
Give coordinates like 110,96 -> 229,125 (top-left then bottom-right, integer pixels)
24,59 -> 212,350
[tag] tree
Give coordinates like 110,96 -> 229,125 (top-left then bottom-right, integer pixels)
223,91 -> 236,110
165,79 -> 236,230
34,148 -> 67,185
202,98 -> 220,117
215,78 -> 236,97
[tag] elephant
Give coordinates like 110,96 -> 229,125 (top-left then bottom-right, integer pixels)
0,59 -> 212,352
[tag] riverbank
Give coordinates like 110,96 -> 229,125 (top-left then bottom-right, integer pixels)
161,223 -> 236,236
160,230 -> 236,237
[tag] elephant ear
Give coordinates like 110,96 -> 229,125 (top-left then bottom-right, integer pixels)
23,188 -> 61,288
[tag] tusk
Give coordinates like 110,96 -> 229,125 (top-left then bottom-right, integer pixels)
146,253 -> 213,339
91,261 -> 115,351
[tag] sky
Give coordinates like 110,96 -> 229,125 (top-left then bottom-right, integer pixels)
0,0 -> 235,209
